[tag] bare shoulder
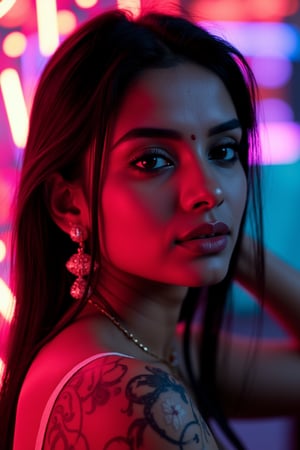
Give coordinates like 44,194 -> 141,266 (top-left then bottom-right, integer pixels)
42,354 -> 218,450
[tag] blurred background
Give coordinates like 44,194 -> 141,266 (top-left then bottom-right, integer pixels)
0,0 -> 300,448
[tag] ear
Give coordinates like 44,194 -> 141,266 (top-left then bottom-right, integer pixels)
46,173 -> 90,235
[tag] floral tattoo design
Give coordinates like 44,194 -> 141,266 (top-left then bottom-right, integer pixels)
43,357 -> 214,449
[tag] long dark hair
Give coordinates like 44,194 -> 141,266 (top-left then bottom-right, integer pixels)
0,10 -> 263,449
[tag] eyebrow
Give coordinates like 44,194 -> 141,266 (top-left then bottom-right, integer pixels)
112,118 -> 241,149
208,118 -> 241,136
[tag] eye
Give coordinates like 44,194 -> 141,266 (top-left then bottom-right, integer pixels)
209,142 -> 240,163
131,149 -> 174,172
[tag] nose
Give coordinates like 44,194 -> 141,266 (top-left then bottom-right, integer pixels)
179,164 -> 224,212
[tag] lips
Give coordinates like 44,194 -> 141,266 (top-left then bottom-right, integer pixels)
176,221 -> 230,242
175,222 -> 230,256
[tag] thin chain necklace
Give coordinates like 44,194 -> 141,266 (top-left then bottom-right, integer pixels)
88,296 -> 179,372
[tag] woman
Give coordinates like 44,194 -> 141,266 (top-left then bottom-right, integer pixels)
1,9 -> 300,450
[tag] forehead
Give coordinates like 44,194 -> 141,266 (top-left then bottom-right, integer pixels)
112,62 -> 238,141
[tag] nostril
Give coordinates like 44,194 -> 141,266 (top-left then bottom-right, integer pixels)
192,200 -> 208,209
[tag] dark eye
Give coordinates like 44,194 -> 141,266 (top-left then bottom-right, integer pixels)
131,150 -> 173,172
209,143 -> 239,163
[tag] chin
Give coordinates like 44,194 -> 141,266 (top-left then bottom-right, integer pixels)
183,267 -> 229,288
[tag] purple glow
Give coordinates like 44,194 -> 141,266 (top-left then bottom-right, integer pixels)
259,99 -> 294,122
204,22 -> 300,59
259,122 -> 300,165
251,57 -> 292,88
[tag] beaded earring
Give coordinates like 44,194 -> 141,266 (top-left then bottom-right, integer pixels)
66,225 -> 91,299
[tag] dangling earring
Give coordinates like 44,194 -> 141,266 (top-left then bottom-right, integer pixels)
66,224 -> 91,300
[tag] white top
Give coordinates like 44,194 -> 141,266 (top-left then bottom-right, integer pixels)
35,352 -> 133,450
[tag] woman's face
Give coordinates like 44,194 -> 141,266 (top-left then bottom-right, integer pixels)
100,62 -> 247,287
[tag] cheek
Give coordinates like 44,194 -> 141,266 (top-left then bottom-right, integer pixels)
100,181 -> 172,263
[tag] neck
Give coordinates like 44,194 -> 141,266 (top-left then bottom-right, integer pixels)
94,265 -> 189,363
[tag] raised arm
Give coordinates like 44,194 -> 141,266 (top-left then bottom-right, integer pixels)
235,234 -> 300,340
215,235 -> 300,418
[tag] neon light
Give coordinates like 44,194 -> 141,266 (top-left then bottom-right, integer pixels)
259,98 -> 294,122
0,241 -> 6,262
205,22 -> 300,59
117,0 -> 141,16
193,0 -> 297,21
57,9 -> 77,36
3,31 -> 27,58
75,0 -> 98,8
0,358 -> 5,387
0,278 -> 15,323
251,57 -> 292,88
260,122 -> 300,165
0,0 -> 16,18
0,68 -> 29,148
36,0 -> 59,56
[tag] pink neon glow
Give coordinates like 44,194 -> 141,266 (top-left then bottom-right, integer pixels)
0,278 -> 15,323
193,0 -> 297,21
0,169 -> 14,222
0,68 -> 29,148
36,0 -> 59,56
259,122 -> 300,165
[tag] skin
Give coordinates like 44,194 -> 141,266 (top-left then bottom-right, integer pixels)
99,63 -> 246,289
94,62 -> 247,358
42,356 -> 219,450
13,63 -> 248,450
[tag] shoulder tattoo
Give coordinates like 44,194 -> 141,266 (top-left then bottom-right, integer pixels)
43,357 -> 216,449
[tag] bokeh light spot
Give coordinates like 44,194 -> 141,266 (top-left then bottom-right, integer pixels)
75,0 -> 98,8
0,68 -> 29,148
0,241 -> 6,262
0,278 -> 15,323
117,0 -> 141,16
57,9 -> 77,36
3,31 -> 27,57
0,0 -> 16,19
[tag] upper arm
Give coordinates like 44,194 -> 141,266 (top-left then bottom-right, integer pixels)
42,355 -> 218,450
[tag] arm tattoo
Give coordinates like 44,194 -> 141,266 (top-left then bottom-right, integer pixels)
44,356 -> 128,449
43,358 -> 215,449
106,366 -> 212,449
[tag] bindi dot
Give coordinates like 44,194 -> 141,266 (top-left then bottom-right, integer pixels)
190,134 -> 196,141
